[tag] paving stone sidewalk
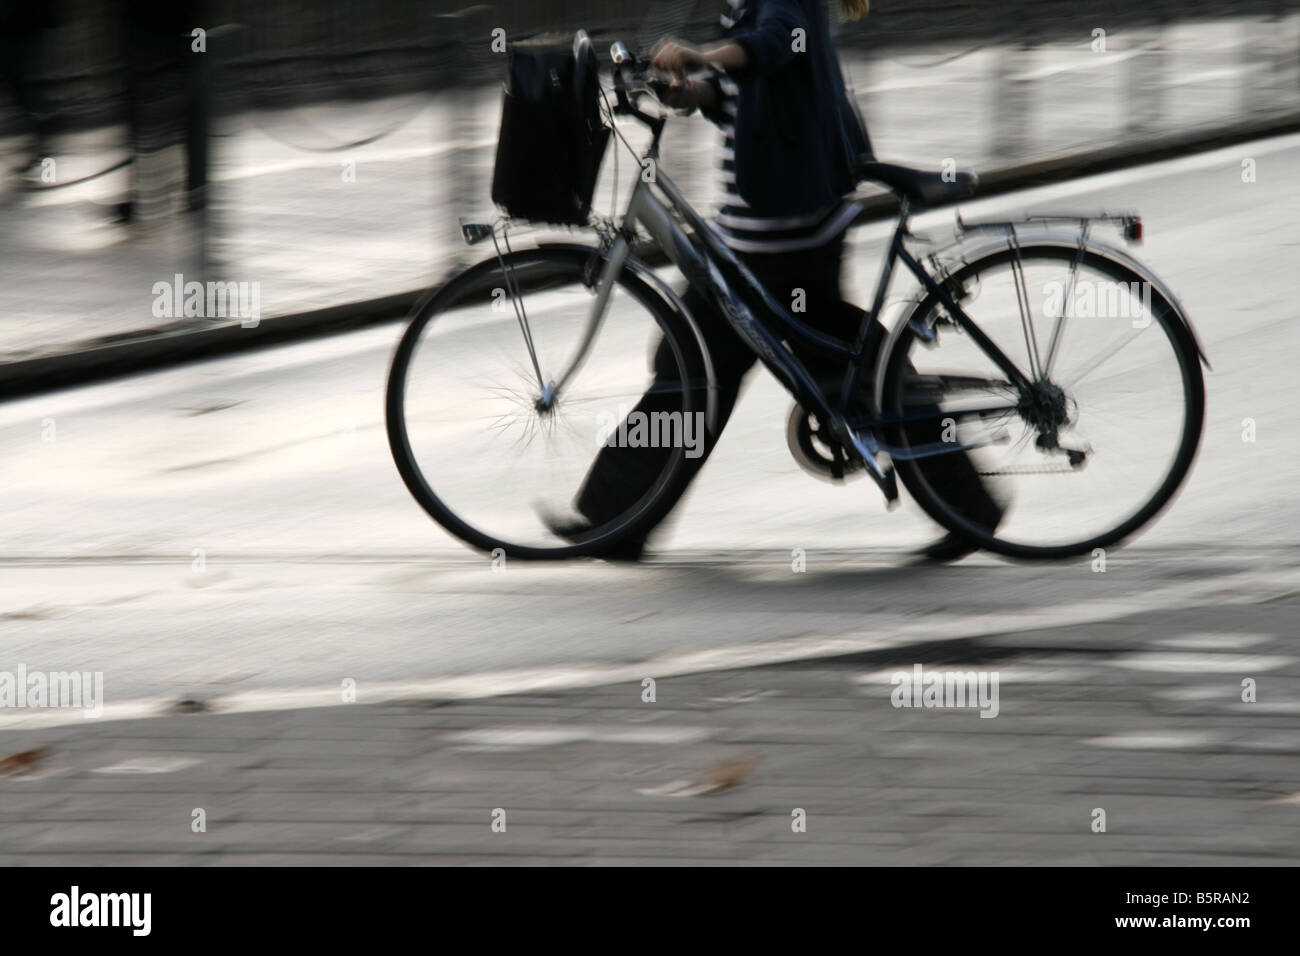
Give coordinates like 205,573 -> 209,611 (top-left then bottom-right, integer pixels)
1,597 -> 1296,865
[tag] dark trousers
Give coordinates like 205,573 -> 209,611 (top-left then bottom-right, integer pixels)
573,233 -> 1001,543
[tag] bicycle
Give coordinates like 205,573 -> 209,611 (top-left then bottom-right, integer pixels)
386,39 -> 1208,561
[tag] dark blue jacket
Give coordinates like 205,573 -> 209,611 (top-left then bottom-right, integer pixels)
701,0 -> 872,217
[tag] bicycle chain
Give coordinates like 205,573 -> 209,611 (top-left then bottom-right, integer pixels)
977,464 -> 1079,476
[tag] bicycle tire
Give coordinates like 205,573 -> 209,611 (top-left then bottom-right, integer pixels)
386,242 -> 711,559
880,243 -> 1205,560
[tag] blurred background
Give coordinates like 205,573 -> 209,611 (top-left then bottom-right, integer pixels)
1,1 -> 1299,866
2,0 -> 1299,366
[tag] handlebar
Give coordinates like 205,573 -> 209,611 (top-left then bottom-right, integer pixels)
610,41 -> 676,116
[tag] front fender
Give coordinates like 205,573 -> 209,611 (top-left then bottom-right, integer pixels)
619,254 -> 721,436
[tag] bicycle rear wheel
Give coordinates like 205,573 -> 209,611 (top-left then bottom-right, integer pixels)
881,244 -> 1205,559
386,243 -> 710,558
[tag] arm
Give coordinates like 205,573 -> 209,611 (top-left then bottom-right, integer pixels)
726,0 -> 810,75
651,39 -> 748,73
650,0 -> 811,75
694,41 -> 750,72
650,0 -> 810,115
651,2 -> 810,77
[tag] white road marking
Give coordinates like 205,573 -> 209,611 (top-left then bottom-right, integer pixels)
445,726 -> 710,751
0,565 -> 1294,730
853,662 -> 1094,685
1154,632 -> 1272,649
91,757 -> 203,774
1087,731 -> 1220,749
1155,687 -> 1300,712
1163,68 -> 1250,88
1105,652 -> 1295,673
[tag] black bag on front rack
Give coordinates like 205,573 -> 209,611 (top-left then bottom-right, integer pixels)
491,31 -> 610,226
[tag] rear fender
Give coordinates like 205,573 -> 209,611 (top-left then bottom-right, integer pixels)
871,232 -> 1211,414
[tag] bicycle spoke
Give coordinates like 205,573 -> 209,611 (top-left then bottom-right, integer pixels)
1062,324 -> 1152,390
1009,240 -> 1043,380
491,233 -> 546,392
1042,246 -> 1083,378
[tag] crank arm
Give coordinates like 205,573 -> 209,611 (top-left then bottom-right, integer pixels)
833,422 -> 899,504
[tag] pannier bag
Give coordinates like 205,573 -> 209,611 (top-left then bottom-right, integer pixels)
491,30 -> 610,226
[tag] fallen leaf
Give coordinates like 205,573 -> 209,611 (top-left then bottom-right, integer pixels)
0,747 -> 51,776
701,757 -> 760,793
637,756 -> 761,797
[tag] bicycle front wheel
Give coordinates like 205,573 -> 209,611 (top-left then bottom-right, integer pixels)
386,243 -> 710,558
881,243 -> 1205,559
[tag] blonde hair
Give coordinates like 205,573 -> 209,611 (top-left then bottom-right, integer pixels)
840,0 -> 870,20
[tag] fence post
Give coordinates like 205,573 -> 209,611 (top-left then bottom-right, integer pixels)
438,6 -> 493,272
992,38 -> 1033,161
1125,16 -> 1167,138
190,23 -> 216,281
1267,0 -> 1292,115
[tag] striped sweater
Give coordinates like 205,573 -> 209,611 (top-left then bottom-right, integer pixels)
712,0 -> 862,254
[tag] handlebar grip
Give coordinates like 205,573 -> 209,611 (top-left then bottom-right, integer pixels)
646,76 -> 674,102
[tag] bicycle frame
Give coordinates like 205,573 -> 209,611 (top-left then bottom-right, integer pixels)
565,164 -> 1031,484
520,55 -> 1201,491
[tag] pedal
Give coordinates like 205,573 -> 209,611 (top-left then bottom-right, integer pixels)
839,424 -> 899,505
876,466 -> 899,507
909,317 -> 938,344
842,428 -> 885,477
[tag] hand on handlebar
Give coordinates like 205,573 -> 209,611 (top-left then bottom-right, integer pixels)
649,37 -> 702,72
610,40 -> 710,119
659,73 -> 703,110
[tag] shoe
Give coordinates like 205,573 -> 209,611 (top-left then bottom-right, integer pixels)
538,508 -> 647,563
911,532 -> 979,564
596,537 -> 647,563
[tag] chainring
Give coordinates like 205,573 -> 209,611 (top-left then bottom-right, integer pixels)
785,403 -> 863,482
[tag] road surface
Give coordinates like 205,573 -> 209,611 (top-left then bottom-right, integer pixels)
0,134 -> 1297,715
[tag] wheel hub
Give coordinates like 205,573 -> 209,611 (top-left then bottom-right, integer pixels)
533,380 -> 558,414
1023,380 -> 1071,431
